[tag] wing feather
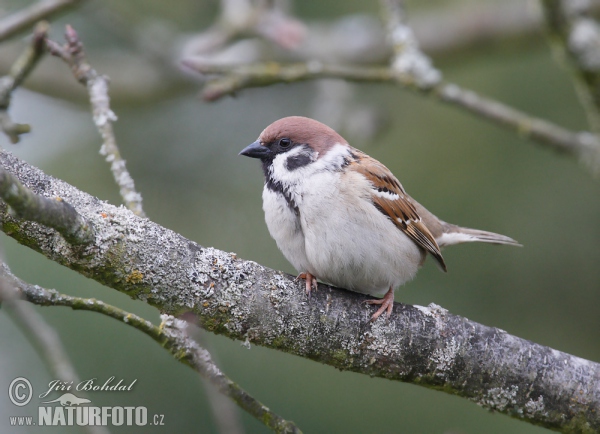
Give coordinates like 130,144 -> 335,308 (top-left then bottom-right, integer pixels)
349,149 -> 447,272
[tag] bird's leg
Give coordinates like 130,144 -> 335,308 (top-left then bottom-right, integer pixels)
296,272 -> 318,297
365,287 -> 395,321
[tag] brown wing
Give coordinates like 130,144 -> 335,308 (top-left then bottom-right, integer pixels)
348,149 -> 447,272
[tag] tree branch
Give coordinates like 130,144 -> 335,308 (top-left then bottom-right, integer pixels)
186,60 -> 600,170
0,21 -> 48,143
46,26 -> 146,217
0,262 -> 300,434
0,149 -> 597,433
541,0 -> 600,132
0,0 -> 83,43
0,167 -> 93,245
380,0 -> 441,88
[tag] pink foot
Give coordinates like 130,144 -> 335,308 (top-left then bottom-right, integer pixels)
296,272 -> 318,297
365,287 -> 395,321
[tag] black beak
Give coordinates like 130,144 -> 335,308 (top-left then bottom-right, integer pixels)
239,140 -> 270,159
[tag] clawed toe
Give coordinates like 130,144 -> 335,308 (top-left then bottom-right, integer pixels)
296,272 -> 318,297
365,287 -> 395,321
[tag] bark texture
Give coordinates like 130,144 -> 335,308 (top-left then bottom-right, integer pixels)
0,148 -> 598,433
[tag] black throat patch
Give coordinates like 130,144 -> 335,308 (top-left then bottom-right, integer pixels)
265,176 -> 300,216
261,161 -> 300,216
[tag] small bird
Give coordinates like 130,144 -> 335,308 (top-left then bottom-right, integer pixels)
240,116 -> 520,321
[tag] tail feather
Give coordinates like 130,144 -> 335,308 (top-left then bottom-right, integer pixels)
437,225 -> 521,248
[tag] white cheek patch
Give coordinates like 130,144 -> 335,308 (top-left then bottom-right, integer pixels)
270,150 -> 304,186
318,143 -> 351,170
269,143 -> 351,188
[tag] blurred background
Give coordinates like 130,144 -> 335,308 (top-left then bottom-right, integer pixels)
0,0 -> 599,432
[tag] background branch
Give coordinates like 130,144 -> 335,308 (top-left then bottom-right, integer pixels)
0,148 -> 597,433
0,0 -> 82,43
541,0 -> 600,131
0,21 -> 48,143
0,1 -> 576,105
46,26 -> 146,217
0,268 -> 108,434
187,61 -> 600,170
0,261 -> 300,433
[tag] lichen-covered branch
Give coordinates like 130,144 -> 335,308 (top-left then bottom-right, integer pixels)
0,262 -> 300,434
0,22 -> 48,143
0,149 -> 598,433
46,26 -> 146,217
187,60 -> 600,171
541,0 -> 600,131
0,167 -> 93,245
0,0 -> 82,43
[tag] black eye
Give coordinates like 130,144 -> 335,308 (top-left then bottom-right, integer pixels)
279,138 -> 292,149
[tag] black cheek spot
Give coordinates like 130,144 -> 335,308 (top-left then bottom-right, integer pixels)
285,153 -> 313,171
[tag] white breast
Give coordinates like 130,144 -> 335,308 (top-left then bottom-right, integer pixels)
262,187 -> 311,274
262,143 -> 423,296
300,169 -> 423,295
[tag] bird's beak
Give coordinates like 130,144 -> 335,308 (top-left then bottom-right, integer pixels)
239,140 -> 270,159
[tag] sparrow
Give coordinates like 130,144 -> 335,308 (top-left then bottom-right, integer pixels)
240,116 -> 520,321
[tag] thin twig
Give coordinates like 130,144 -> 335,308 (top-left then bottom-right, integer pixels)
0,167 -> 94,244
0,0 -> 82,43
380,0 -> 441,88
46,26 -> 146,217
0,271 -> 109,434
0,21 -> 48,143
194,331 -> 245,434
1,263 -> 301,434
541,0 -> 600,132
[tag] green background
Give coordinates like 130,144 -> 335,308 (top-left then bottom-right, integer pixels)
0,0 -> 598,433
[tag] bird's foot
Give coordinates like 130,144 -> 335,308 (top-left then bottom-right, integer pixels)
364,287 -> 395,321
296,272 -> 318,297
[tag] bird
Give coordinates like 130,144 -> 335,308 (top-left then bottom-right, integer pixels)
239,116 -> 520,321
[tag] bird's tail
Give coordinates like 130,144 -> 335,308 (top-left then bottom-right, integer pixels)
436,223 -> 521,248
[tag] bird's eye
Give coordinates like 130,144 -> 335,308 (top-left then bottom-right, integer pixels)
279,138 -> 292,149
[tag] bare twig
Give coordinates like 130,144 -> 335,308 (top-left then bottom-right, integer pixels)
186,60 -> 600,165
0,149 -> 598,433
0,167 -> 93,244
0,263 -> 301,434
0,21 -> 48,143
194,331 -> 245,434
0,0 -> 82,43
0,271 -> 109,434
541,0 -> 600,131
46,26 -> 146,217
0,280 -> 79,387
380,0 -> 441,88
